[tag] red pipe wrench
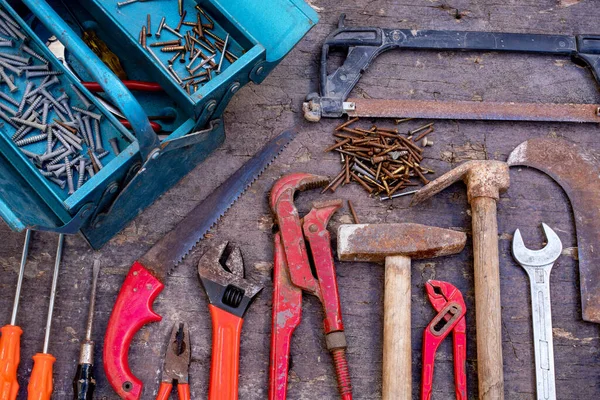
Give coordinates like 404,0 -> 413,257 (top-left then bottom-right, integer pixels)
421,280 -> 467,400
269,173 -> 352,400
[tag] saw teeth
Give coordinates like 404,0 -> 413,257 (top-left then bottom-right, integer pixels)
170,131 -> 294,268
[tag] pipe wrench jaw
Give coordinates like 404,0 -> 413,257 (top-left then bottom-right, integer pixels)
198,242 -> 263,317
425,280 -> 464,312
269,173 -> 329,211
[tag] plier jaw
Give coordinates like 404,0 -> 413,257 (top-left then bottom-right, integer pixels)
422,280 -> 467,400
157,322 -> 191,400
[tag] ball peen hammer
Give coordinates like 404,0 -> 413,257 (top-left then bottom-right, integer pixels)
410,160 -> 510,400
337,223 -> 466,400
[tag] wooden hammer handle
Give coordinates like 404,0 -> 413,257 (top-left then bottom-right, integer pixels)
382,255 -> 412,400
472,197 -> 504,400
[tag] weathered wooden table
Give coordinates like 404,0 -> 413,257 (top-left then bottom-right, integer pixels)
1,0 -> 600,398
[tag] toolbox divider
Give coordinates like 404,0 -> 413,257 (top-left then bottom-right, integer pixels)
21,0 -> 159,161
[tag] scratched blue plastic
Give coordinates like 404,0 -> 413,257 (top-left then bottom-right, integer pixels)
0,0 -> 318,248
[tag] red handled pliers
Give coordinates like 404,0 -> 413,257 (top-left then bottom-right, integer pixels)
156,322 -> 191,400
422,280 -> 467,400
82,81 -> 163,92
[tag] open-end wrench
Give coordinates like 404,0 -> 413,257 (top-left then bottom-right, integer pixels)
512,223 -> 562,400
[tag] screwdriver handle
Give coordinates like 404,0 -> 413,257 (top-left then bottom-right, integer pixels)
0,325 -> 22,400
82,31 -> 127,81
73,363 -> 95,400
27,353 -> 55,400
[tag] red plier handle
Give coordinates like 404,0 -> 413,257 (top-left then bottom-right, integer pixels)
118,120 -> 162,133
82,81 -> 163,92
156,382 -> 190,400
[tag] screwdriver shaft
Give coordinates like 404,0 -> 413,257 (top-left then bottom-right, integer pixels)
85,260 -> 100,342
43,234 -> 63,354
10,230 -> 31,325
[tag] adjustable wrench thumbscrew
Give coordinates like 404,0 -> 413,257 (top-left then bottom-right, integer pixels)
511,223 -> 562,400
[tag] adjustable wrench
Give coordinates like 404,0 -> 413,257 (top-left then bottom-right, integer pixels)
511,223 -> 563,400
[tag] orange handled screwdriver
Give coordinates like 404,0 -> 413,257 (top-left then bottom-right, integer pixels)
0,230 -> 31,400
27,234 -> 64,400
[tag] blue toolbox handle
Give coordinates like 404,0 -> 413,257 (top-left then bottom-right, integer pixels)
21,0 -> 160,161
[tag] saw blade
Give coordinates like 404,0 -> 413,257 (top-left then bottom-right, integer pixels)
345,98 -> 600,123
139,128 -> 297,278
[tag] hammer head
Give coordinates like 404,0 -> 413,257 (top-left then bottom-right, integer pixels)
410,160 -> 510,206
338,223 -> 467,262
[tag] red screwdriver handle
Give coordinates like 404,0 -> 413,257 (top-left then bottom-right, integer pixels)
208,305 -> 243,400
104,262 -> 164,400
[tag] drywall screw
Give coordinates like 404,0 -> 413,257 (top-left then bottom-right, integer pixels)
108,137 -> 120,155
21,44 -> 48,64
70,84 -> 92,110
52,105 -> 68,123
421,138 -> 434,147
38,146 -> 68,163
0,100 -> 16,116
15,133 -> 48,147
22,95 -> 44,120
0,58 -> 21,76
77,159 -> 86,189
53,129 -> 82,151
146,14 -> 152,37
161,45 -> 186,52
20,64 -> 49,71
38,168 -> 54,177
65,157 -> 75,195
97,150 -> 109,159
0,66 -> 17,92
11,113 -> 37,140
73,107 -> 102,121
0,91 -> 18,107
85,164 -> 95,178
11,116 -> 47,132
61,100 -> 75,121
52,129 -> 73,151
26,76 -> 59,99
0,40 -> 12,47
150,39 -> 181,47
49,177 -> 66,189
156,17 -> 166,37
83,116 -> 95,152
41,101 -> 50,124
163,24 -> 184,39
16,81 -> 34,116
0,109 -> 18,129
0,52 -> 31,65
93,119 -> 104,152
20,148 -> 38,159
41,88 -> 67,114
46,128 -> 53,153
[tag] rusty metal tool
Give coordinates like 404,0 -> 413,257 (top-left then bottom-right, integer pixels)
156,322 -> 191,400
103,129 -> 296,400
512,224 -> 562,400
269,173 -> 352,400
304,14 -> 600,123
337,224 -> 466,400
508,138 -> 600,325
198,243 -> 262,400
410,160 -> 510,400
422,280 -> 467,400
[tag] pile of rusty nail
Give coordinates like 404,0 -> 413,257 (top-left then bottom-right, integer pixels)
0,9 -> 117,195
322,117 -> 435,200
139,4 -> 238,95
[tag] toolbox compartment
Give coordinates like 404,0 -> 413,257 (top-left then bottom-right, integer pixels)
0,0 -> 318,248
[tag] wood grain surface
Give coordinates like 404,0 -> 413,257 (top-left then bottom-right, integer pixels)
1,0 -> 600,398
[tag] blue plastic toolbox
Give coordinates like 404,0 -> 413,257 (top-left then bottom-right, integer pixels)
0,0 -> 318,248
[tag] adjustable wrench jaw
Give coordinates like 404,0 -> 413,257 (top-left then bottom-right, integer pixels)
198,242 -> 263,318
512,223 -> 562,269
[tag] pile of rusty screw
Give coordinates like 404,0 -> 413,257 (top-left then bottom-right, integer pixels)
322,117 -> 435,200
138,4 -> 238,95
0,9 -> 120,195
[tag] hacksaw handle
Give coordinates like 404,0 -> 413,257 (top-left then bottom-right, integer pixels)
104,262 -> 164,400
471,197 -> 504,400
208,305 -> 243,400
382,255 -> 412,400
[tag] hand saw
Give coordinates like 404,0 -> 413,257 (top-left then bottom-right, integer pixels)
103,129 -> 296,400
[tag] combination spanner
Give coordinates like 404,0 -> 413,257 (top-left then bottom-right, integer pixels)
512,223 -> 562,400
